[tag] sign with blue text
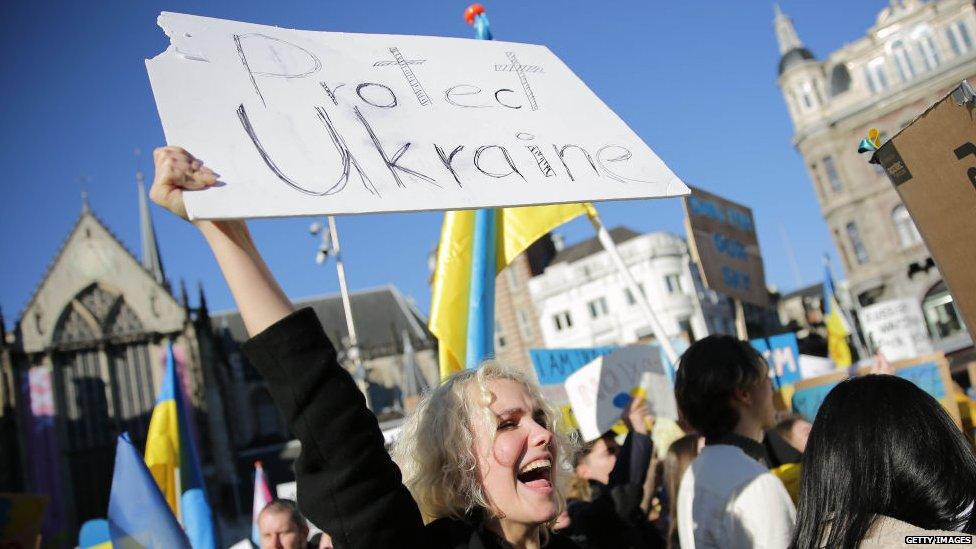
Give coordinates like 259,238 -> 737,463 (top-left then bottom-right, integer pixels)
790,353 -> 960,426
750,332 -> 802,389
682,186 -> 767,306
147,13 -> 689,220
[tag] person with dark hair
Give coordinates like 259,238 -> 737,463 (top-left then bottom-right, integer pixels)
557,397 -> 664,548
791,375 -> 976,549
673,335 -> 796,548
257,499 -> 309,549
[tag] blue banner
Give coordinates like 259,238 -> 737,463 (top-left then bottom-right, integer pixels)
750,333 -> 802,389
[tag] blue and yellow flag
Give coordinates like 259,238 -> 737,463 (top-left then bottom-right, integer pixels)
108,433 -> 190,548
144,344 -> 216,549
823,267 -> 853,368
430,204 -> 595,380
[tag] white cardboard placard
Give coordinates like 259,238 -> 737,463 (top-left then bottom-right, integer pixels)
858,298 -> 933,362
146,13 -> 688,219
564,345 -> 678,442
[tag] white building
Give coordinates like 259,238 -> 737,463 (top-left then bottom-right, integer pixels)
528,228 -> 734,349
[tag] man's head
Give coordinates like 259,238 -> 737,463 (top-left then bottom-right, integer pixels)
674,335 -> 775,441
257,499 -> 309,549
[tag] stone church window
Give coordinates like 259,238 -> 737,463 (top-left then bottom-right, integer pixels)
892,204 -> 922,248
822,156 -> 844,193
891,40 -> 916,83
947,21 -> 973,57
913,30 -> 940,71
863,59 -> 889,94
845,222 -> 870,264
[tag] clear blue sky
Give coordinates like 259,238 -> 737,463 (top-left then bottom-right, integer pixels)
0,1 -> 886,327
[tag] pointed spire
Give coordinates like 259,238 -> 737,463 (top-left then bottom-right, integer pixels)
81,190 -> 90,214
197,281 -> 209,315
180,278 -> 190,312
773,4 -> 804,55
138,169 -> 167,289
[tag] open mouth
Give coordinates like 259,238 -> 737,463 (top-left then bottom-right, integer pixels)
517,459 -> 553,492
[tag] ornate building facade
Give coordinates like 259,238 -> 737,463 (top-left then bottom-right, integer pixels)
1,187 -> 240,545
774,0 -> 976,360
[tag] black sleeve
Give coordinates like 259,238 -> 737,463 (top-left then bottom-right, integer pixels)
605,432 -> 652,520
243,308 -> 426,549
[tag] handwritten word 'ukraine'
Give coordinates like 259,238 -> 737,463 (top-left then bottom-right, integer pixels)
233,34 -> 653,197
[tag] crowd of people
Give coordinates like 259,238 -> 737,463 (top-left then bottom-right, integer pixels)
152,147 -> 976,549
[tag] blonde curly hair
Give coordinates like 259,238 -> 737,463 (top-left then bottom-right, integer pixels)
391,360 -> 576,527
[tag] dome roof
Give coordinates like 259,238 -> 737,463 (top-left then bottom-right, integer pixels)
778,47 -> 816,75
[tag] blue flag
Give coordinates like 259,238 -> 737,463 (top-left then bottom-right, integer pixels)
107,432 -> 191,548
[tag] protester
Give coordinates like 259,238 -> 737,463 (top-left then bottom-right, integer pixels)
307,531 -> 334,549
764,415 -> 811,468
149,146 -> 578,548
256,499 -> 309,549
557,397 -> 664,548
790,375 -> 976,549
662,434 -> 701,549
673,335 -> 796,548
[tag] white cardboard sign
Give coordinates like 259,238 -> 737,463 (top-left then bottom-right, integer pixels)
146,13 -> 688,219
858,298 -> 933,361
564,345 -> 679,442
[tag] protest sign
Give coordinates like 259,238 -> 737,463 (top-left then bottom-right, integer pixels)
682,186 -> 767,306
790,353 -> 960,426
798,354 -> 835,379
146,13 -> 689,220
564,345 -> 679,441
858,298 -> 933,361
873,81 -> 976,341
530,347 -> 617,428
750,333 -> 801,389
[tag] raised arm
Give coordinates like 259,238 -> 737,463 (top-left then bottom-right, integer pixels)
149,146 -> 292,336
149,147 -> 426,547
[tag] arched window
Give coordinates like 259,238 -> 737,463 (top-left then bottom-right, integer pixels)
913,30 -> 941,71
863,58 -> 889,95
923,281 -> 966,340
845,222 -> 869,264
892,204 -> 922,248
891,41 -> 916,82
829,64 -> 852,96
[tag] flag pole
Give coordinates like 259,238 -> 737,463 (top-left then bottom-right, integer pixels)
464,4 -> 496,368
327,216 -> 372,409
586,210 -> 680,365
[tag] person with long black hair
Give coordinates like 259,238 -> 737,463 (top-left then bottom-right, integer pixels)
791,375 -> 976,548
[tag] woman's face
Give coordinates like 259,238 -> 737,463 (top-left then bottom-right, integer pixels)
576,435 -> 618,485
470,378 -> 558,526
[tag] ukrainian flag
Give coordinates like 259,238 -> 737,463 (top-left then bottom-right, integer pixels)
144,344 -> 217,549
823,267 -> 853,368
430,204 -> 595,380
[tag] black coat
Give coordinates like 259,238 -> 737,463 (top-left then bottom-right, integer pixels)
244,308 -> 579,549
559,433 -> 664,549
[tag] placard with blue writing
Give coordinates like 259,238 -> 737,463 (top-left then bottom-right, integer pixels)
682,186 -> 768,306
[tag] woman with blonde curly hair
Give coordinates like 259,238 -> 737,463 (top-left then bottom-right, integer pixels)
149,147 -> 579,548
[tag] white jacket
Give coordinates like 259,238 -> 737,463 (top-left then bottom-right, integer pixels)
677,444 -> 797,549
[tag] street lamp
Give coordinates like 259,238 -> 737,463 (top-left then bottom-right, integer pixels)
310,216 -> 371,410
